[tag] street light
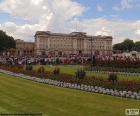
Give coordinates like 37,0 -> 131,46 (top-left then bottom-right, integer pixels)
89,36 -> 94,65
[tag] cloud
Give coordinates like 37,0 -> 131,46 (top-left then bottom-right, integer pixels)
31,0 -> 43,5
0,0 -> 85,24
136,30 -> 140,35
0,0 -> 85,41
121,0 -> 133,9
0,0 -> 140,44
77,18 -> 140,43
95,27 -> 112,36
113,0 -> 133,11
97,5 -> 103,12
0,22 -> 42,41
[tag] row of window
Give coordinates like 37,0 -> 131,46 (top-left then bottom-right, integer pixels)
39,39 -> 111,47
39,44 -> 111,50
50,44 -> 73,49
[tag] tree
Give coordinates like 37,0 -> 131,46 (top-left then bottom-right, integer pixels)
113,43 -> 124,51
113,39 -> 134,52
0,30 -> 16,52
122,39 -> 134,51
134,41 -> 140,52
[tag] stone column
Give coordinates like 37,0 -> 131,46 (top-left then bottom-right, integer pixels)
83,39 -> 87,54
47,38 -> 50,49
73,38 -> 77,53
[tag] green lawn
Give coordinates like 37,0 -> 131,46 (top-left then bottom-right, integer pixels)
33,65 -> 140,81
0,73 -> 139,116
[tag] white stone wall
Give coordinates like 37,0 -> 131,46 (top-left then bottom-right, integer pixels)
35,32 -> 113,56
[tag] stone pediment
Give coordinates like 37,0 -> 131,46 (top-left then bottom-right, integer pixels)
35,31 -> 51,37
70,32 -> 86,37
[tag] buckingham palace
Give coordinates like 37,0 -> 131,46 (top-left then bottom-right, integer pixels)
34,31 -> 113,56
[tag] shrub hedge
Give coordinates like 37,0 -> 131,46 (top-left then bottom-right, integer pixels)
0,64 -> 140,92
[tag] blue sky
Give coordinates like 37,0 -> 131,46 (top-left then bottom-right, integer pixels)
0,0 -> 140,43
0,11 -> 30,25
76,0 -> 140,21
0,0 -> 140,24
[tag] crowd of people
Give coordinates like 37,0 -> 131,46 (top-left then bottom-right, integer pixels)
96,55 -> 140,66
0,54 -> 140,67
0,55 -> 91,65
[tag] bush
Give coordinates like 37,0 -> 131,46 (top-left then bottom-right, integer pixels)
38,66 -> 45,74
56,58 -> 60,64
108,73 -> 118,83
1,64 -> 140,91
75,69 -> 86,79
53,67 -> 60,75
16,65 -> 23,70
25,65 -> 33,71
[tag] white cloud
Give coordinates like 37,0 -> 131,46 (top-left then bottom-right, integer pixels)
97,5 -> 103,12
113,0 -> 133,11
42,6 -> 47,10
0,0 -> 84,24
136,30 -> 140,35
0,0 -> 85,41
31,0 -> 43,5
96,27 -> 112,36
77,18 -> 140,43
0,22 -> 42,41
0,0 -> 140,44
121,0 -> 133,9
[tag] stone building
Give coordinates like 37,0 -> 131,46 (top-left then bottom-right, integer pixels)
34,31 -> 112,56
14,39 -> 35,56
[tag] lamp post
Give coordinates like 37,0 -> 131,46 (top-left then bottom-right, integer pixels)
90,36 -> 94,65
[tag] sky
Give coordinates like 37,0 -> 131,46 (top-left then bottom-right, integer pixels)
0,0 -> 140,44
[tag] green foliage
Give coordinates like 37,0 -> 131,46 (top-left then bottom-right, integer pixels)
113,43 -> 124,51
1,64 -> 140,91
113,38 -> 140,52
25,65 -> 33,71
53,67 -> 60,75
113,39 -> 134,52
0,30 -> 16,52
87,66 -> 140,73
134,41 -> 140,52
108,73 -> 118,83
123,39 -> 134,51
75,69 -> 86,79
33,65 -> 140,81
37,66 -> 45,74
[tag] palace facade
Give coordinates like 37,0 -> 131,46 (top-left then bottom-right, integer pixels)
35,31 -> 112,56
15,39 -> 35,56
8,39 -> 35,56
